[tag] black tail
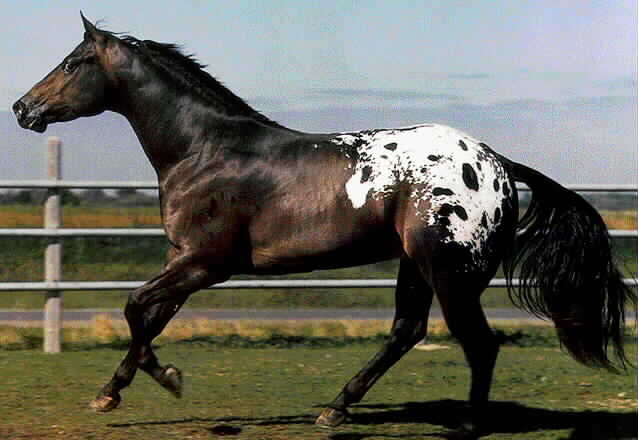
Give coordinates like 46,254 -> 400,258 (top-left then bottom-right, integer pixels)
501,159 -> 636,371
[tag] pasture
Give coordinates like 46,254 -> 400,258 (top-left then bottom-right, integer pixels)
1,204 -> 636,438
1,333 -> 636,440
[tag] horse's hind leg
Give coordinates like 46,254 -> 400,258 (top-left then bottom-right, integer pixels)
435,276 -> 500,434
404,221 -> 502,434
316,257 -> 434,427
89,256 -> 223,412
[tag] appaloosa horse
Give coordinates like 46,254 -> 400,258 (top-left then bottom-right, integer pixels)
14,14 -> 635,435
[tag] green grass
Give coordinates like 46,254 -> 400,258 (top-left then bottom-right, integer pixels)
0,338 -> 635,439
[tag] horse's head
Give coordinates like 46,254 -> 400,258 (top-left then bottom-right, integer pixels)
13,14 -> 120,132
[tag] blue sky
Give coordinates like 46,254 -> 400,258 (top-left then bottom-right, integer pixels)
1,1 -> 636,183
2,1 -> 636,108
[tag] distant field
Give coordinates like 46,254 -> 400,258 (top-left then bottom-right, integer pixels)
0,205 -> 636,310
602,209 -> 638,230
0,204 -> 162,228
0,337 -> 635,439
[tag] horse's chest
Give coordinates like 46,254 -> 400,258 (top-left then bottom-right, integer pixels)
160,185 -> 240,251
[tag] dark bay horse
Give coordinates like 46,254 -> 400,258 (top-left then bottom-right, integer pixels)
14,15 -> 635,435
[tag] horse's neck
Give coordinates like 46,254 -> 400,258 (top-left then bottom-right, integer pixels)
114,63 -> 296,179
123,98 -> 199,172
117,80 -> 245,178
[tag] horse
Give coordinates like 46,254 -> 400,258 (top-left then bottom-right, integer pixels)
14,14 -> 635,435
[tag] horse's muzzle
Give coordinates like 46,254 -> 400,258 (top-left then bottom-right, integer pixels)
13,99 -> 48,133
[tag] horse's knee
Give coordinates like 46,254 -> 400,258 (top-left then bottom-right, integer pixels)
127,290 -> 144,307
124,295 -> 143,324
125,287 -> 156,319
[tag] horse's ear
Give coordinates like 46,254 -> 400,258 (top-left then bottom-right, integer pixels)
80,12 -> 106,44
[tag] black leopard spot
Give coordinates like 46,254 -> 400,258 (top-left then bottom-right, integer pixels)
432,187 -> 454,196
462,163 -> 479,191
384,142 -> 398,151
360,165 -> 373,183
454,205 -> 468,221
438,203 -> 454,217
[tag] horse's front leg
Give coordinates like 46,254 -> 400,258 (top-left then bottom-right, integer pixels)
89,255 -> 226,412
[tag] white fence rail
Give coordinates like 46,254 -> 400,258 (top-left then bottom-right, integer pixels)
1,138 -> 637,352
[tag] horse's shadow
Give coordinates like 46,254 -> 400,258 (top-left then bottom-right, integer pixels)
347,400 -> 637,439
109,399 -> 637,439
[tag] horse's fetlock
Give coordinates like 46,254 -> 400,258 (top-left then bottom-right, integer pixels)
138,353 -> 155,369
344,380 -> 366,402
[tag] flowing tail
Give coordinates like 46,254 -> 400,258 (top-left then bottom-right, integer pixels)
500,158 -> 636,371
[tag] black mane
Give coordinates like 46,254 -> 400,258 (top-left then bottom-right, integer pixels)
110,33 -> 280,126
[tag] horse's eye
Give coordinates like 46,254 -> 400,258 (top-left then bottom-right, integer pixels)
62,58 -> 80,74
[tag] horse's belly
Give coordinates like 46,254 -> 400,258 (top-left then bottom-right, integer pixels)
249,216 -> 402,274
250,245 -> 400,274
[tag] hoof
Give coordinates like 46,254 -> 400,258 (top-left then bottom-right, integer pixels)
158,364 -> 183,398
89,393 -> 121,413
460,420 -> 481,438
459,408 -> 488,438
315,407 -> 348,428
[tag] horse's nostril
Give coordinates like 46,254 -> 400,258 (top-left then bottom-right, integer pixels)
12,100 -> 27,120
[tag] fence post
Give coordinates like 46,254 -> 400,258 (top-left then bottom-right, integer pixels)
44,137 -> 62,353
